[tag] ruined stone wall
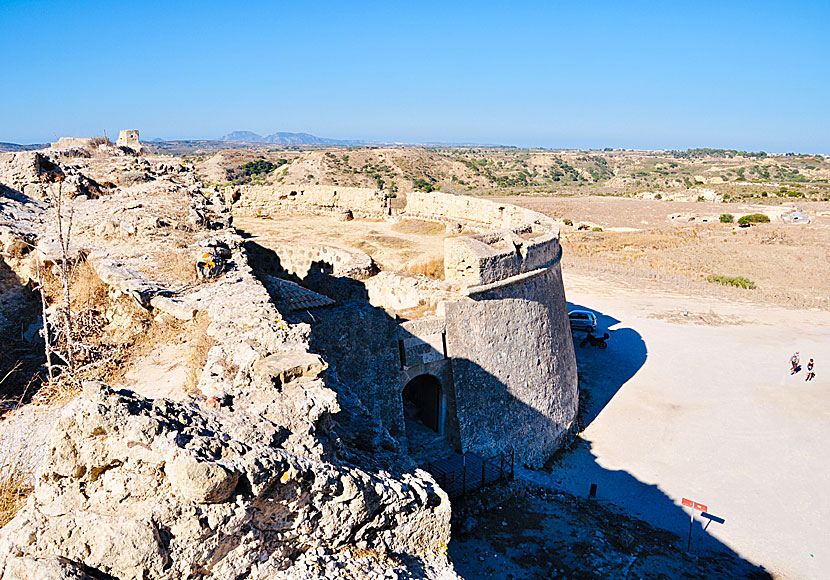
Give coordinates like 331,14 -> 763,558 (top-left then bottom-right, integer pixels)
233,185 -> 577,467
443,262 -> 578,468
229,184 -> 387,218
444,225 -> 561,287
117,129 -> 140,149
252,240 -> 375,280
404,190 -> 557,230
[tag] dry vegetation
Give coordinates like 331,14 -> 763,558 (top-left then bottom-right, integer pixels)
33,260 -> 153,404
196,146 -> 830,204
0,454 -> 30,528
404,257 -> 445,280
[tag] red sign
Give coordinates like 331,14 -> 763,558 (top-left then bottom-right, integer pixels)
682,498 -> 708,512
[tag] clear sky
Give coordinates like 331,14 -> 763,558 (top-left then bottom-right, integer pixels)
1,0 -> 828,152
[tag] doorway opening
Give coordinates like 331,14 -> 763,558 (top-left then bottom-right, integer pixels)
402,374 -> 444,434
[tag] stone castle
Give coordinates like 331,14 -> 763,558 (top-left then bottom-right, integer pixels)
229,184 -> 579,467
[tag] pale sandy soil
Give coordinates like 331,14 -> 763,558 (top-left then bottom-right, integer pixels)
534,270 -> 830,580
234,215 -> 448,272
493,195 -> 830,310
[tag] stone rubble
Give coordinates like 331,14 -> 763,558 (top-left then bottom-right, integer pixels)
0,144 -> 458,580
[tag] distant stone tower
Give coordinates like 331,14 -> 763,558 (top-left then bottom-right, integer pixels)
116,129 -> 140,150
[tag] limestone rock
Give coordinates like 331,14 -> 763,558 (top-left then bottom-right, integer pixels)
166,454 -> 239,503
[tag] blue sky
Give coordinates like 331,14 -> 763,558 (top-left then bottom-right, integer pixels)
1,0 -> 828,151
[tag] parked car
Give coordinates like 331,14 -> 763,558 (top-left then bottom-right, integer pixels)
568,310 -> 597,333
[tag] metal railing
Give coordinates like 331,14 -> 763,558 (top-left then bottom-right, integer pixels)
425,448 -> 514,499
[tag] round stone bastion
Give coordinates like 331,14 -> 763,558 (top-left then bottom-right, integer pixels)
228,184 -> 578,468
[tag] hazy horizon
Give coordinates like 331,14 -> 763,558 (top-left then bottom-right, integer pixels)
2,1 -> 828,153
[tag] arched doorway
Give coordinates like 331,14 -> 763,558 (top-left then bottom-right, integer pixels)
402,374 -> 443,434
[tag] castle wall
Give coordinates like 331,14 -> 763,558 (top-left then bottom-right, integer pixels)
404,190 -> 557,230
443,261 -> 578,468
444,226 -> 561,286
252,240 -> 375,280
234,184 -> 578,466
229,185 -> 387,218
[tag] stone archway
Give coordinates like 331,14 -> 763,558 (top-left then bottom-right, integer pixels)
402,374 -> 444,434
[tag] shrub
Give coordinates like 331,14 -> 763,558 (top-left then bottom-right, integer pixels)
241,159 -> 280,176
591,226 -> 603,232
562,218 -> 573,226
719,213 -> 734,223
737,213 -> 770,225
707,274 -> 756,289
413,178 -> 435,192
697,195 -> 706,202
405,257 -> 445,279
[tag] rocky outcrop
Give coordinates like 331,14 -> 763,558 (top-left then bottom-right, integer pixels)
0,149 -> 458,580
0,383 -> 452,580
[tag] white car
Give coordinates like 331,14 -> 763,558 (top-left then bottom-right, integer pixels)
568,310 -> 597,333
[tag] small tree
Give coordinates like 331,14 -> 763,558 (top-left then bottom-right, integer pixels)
737,213 -> 770,225
719,213 -> 734,223
54,179 -> 76,371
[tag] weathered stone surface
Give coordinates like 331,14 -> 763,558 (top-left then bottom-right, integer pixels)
166,454 -> 239,503
253,350 -> 327,387
3,555 -> 93,580
0,384 -> 454,580
149,295 -> 196,320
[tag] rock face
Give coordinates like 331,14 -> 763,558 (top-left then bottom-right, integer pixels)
0,148 -> 458,580
0,383 -> 452,580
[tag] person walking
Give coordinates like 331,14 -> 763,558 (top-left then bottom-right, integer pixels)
790,352 -> 801,374
805,359 -> 815,382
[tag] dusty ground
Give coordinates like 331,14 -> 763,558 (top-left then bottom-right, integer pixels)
234,215 -> 449,272
449,482 -> 771,580
492,195 -> 830,310
526,270 -> 829,580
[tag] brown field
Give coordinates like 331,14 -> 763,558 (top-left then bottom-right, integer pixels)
492,195 -> 830,310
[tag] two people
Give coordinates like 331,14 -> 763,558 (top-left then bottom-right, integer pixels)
790,352 -> 816,381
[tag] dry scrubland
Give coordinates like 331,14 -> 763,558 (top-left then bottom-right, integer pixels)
192,146 -> 830,203
499,196 -> 830,310
198,146 -> 830,311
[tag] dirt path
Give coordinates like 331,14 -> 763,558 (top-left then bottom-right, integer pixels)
536,271 -> 830,580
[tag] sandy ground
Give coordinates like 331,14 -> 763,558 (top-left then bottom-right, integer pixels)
234,215 -> 448,272
118,342 -> 190,401
527,270 -> 830,580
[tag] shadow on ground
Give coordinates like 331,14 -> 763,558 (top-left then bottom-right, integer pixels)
242,239 -> 772,579
567,300 -> 647,427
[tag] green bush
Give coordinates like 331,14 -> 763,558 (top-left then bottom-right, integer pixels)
413,178 -> 435,192
737,213 -> 771,225
719,213 -> 734,223
707,275 -> 756,289
241,159 -> 281,176
591,226 -> 603,232
562,218 -> 573,226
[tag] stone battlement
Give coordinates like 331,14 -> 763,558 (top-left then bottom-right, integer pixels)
227,184 -> 387,218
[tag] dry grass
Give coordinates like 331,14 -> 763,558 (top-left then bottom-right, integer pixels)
34,260 -> 153,404
144,248 -> 197,284
561,222 -> 830,310
405,257 -> 445,280
0,459 -> 31,528
0,375 -> 33,528
391,219 -> 447,236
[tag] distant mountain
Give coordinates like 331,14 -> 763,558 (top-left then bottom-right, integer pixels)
220,131 -> 369,146
221,131 -> 265,143
0,142 -> 49,152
